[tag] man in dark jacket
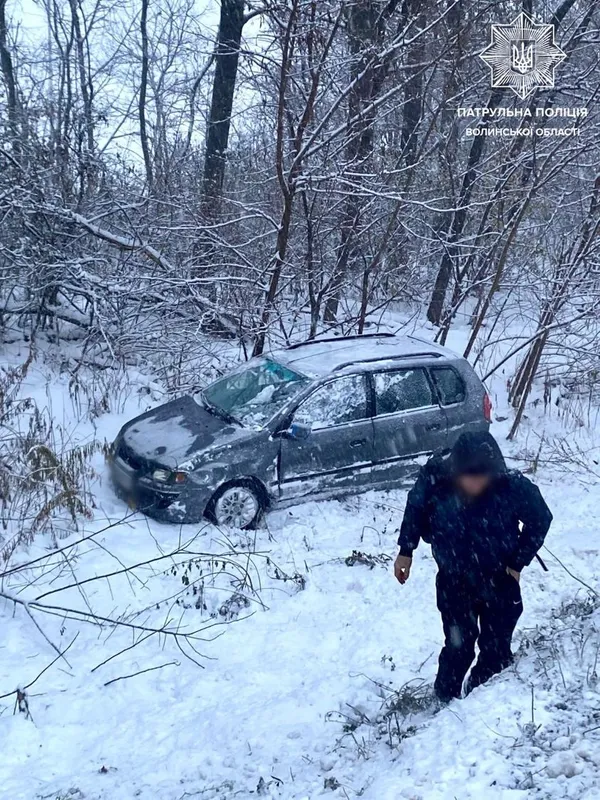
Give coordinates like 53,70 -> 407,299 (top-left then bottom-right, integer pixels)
394,431 -> 552,703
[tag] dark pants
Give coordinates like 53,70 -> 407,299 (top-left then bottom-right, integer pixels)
434,570 -> 523,702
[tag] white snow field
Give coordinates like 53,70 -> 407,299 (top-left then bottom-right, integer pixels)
2,340 -> 600,800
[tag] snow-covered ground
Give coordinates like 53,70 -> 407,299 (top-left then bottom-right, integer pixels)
2,330 -> 600,800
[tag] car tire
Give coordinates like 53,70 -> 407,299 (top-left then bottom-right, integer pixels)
205,480 -> 264,530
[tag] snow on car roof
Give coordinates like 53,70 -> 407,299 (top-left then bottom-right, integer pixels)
270,334 -> 455,378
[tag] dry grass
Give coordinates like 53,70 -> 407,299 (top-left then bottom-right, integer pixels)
0,356 -> 99,562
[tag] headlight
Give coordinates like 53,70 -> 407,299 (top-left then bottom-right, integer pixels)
152,469 -> 171,483
152,469 -> 188,484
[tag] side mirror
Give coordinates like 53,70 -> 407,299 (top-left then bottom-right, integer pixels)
288,422 -> 312,440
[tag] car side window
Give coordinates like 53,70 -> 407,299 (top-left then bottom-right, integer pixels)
430,366 -> 466,405
374,369 -> 434,415
293,375 -> 367,430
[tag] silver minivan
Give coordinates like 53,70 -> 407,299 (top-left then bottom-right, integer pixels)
110,333 -> 491,528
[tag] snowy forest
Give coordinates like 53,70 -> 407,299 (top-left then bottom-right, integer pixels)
2,0 -> 600,798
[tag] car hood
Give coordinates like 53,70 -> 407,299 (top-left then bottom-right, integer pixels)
119,395 -> 251,468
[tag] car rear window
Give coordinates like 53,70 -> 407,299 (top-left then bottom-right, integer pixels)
430,366 -> 466,405
374,369 -> 434,414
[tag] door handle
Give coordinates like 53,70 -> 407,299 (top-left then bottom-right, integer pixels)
425,423 -> 442,431
350,438 -> 367,448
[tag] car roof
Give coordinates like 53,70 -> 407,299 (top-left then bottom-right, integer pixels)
270,333 -> 458,378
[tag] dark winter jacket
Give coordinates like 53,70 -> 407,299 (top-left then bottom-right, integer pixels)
397,432 -> 552,578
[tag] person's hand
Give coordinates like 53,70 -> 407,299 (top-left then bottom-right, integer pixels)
394,553 -> 412,584
506,567 -> 521,583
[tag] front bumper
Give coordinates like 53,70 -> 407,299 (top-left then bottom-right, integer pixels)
109,453 -> 211,524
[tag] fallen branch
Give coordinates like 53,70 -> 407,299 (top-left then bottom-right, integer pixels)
103,660 -> 180,687
44,206 -> 240,338
543,546 -> 599,597
22,601 -> 73,667
0,634 -> 79,702
0,589 -> 227,642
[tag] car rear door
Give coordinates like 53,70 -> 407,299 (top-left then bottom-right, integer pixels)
429,363 -> 488,446
370,366 -> 448,485
278,373 -> 375,499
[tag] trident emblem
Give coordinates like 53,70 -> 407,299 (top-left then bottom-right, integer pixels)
481,13 -> 566,99
511,41 -> 534,74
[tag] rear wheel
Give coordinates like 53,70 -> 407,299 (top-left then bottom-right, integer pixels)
205,481 -> 263,529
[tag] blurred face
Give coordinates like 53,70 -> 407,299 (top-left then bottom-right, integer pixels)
455,473 -> 492,497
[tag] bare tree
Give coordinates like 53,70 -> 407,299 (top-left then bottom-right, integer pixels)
201,0 -> 245,213
139,0 -> 153,188
0,0 -> 19,148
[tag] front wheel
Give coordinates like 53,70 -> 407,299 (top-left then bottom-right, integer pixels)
205,481 -> 263,529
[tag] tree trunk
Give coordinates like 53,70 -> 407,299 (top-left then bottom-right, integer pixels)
252,189 -> 295,357
426,89 -> 502,325
323,0 -> 385,322
400,0 -> 425,166
0,0 -> 20,150
139,0 -> 153,189
67,0 -> 95,196
201,0 -> 244,214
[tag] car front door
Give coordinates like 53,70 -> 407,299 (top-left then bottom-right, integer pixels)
371,367 -> 448,486
278,374 -> 375,500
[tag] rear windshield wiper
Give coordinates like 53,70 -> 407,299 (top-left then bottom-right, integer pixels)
200,392 -> 242,426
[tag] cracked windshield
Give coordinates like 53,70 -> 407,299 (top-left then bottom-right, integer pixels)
200,359 -> 310,427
